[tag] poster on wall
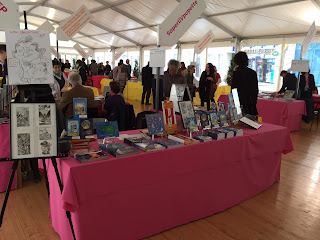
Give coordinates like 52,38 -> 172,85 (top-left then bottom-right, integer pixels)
6,30 -> 54,85
0,0 -> 19,31
10,103 -> 58,160
159,0 -> 206,46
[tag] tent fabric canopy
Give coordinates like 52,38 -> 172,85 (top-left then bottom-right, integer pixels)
14,0 -> 320,49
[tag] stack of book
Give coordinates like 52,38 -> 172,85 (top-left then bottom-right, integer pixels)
206,130 -> 225,140
99,143 -> 140,158
168,134 -> 200,145
155,139 -> 184,149
74,151 -> 109,163
194,135 -> 212,142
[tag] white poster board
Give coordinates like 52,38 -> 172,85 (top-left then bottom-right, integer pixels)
0,0 -> 19,31
56,5 -> 92,41
291,60 -> 310,72
301,21 -> 316,59
159,0 -> 206,46
37,20 -> 55,33
194,30 -> 214,54
150,48 -> 166,67
6,30 -> 54,85
73,43 -> 88,59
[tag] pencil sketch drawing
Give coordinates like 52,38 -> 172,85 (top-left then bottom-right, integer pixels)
16,107 -> 30,127
39,104 -> 51,125
39,127 -> 52,140
17,133 -> 31,155
40,141 -> 51,155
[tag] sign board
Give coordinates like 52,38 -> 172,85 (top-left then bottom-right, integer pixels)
73,43 -> 88,59
152,67 -> 164,75
0,0 -> 19,31
50,47 -> 61,59
194,30 -> 214,54
150,48 -> 166,67
291,60 -> 310,72
114,50 -> 125,61
37,20 -> 55,33
159,0 -> 206,46
301,21 -> 316,58
56,5 -> 92,41
6,30 -> 54,85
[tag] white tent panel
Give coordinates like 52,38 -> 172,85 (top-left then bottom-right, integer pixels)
20,15 -> 47,27
117,0 -> 179,26
73,33 -> 84,39
80,23 -> 109,35
92,8 -> 144,32
102,0 -> 127,4
18,5 -> 34,13
205,0 -> 255,15
180,18 -> 232,43
30,6 -> 70,22
15,0 -> 41,2
46,0 -> 104,11
212,13 -> 250,37
119,28 -> 157,45
74,37 -> 107,49
93,34 -> 136,47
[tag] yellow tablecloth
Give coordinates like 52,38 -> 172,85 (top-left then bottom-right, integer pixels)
193,86 -> 231,106
66,86 -> 99,97
100,78 -> 113,92
0,77 -> 2,86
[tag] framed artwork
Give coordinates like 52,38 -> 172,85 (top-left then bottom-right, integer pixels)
178,101 -> 195,129
145,113 -> 165,135
73,98 -> 87,117
96,121 -> 120,139
10,103 -> 57,160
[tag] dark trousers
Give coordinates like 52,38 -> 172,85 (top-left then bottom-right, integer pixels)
300,98 -> 314,123
29,159 -> 40,180
142,86 -> 151,104
201,99 -> 210,111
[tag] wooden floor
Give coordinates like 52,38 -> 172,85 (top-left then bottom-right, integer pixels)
1,100 -> 320,240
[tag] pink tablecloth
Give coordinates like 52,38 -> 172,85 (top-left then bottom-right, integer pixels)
91,76 -> 107,89
313,94 -> 320,108
217,94 -> 229,110
46,123 -> 293,240
257,99 -> 306,132
0,124 -> 18,192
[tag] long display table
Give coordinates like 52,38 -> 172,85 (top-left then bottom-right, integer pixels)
46,123 -> 293,240
217,95 -> 306,131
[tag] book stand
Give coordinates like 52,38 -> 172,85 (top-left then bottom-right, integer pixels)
0,155 -> 77,240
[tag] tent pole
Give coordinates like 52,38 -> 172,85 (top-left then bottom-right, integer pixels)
23,11 -> 27,30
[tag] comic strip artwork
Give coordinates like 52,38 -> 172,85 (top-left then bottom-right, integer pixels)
39,104 -> 51,126
6,30 -> 53,85
16,107 -> 29,127
17,133 -> 31,156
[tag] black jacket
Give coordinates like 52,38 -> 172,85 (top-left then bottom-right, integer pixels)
141,65 -> 153,88
79,66 -> 87,85
299,74 -> 316,99
279,73 -> 297,93
232,66 -> 258,115
199,71 -> 216,101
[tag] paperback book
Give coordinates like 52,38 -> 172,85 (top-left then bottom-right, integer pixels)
124,136 -> 146,146
74,151 -> 109,163
218,102 -> 226,112
208,111 -> 219,129
133,141 -> 166,152
155,139 -> 184,149
96,121 -> 119,139
218,111 -> 229,128
168,134 -> 200,145
178,101 -> 195,129
216,129 -> 234,138
66,119 -> 80,138
145,113 -> 165,135
199,111 -> 210,129
162,101 -> 177,133
188,117 -> 198,132
228,93 -> 235,107
206,130 -> 225,140
194,135 -> 212,142
99,143 -> 140,158
225,127 -> 244,137
73,98 -> 87,117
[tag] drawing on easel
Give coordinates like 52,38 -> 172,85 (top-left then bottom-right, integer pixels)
6,30 -> 53,85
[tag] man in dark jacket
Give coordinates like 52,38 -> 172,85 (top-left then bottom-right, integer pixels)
104,61 -> 112,75
163,59 -> 186,100
0,44 -> 7,87
278,70 -> 297,93
141,62 -> 153,105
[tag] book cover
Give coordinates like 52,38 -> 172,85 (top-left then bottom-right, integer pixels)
208,111 -> 219,129
168,134 -> 200,145
232,107 -> 239,122
124,136 -> 145,146
133,141 -> 166,152
216,129 -> 234,138
162,101 -> 177,133
205,130 -> 225,140
210,102 -> 217,111
194,112 -> 202,128
96,121 -> 120,139
194,135 -> 212,142
188,117 -> 198,132
79,118 -> 94,138
178,101 -> 195,129
199,111 -> 210,129
155,139 -> 184,149
145,113 -> 165,135
225,127 -> 244,137
228,93 -> 235,107
99,143 -> 140,157
218,102 -> 226,112
66,119 -> 80,137
228,104 -> 235,124
74,151 -> 108,163
73,98 -> 87,117
218,111 -> 229,127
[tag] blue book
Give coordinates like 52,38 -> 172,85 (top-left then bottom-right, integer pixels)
73,98 -> 87,117
218,102 -> 226,112
145,113 -> 165,135
155,139 -> 184,149
66,119 -> 80,138
208,111 -> 219,129
188,117 -> 198,132
96,121 -> 120,139
228,93 -> 235,107
218,111 -> 229,128
194,135 -> 212,142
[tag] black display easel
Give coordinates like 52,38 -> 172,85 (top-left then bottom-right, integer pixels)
0,11 -> 76,240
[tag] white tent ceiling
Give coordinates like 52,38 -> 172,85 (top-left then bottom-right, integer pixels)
13,0 -> 320,49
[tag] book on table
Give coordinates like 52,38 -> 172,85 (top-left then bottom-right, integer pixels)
74,151 -> 109,163
145,113 -> 166,135
216,129 -> 234,138
133,140 -> 166,152
168,134 -> 200,145
206,130 -> 225,140
124,136 -> 146,146
194,135 -> 212,142
155,139 -> 184,149
99,143 -> 140,157
208,111 -> 220,129
225,127 -> 244,136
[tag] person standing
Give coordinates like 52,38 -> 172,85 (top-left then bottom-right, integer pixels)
82,58 -> 89,75
98,62 -> 104,75
278,70 -> 297,93
231,51 -> 259,116
89,60 -> 98,76
51,60 -> 67,99
126,59 -> 132,79
213,65 -> 221,97
141,62 -> 153,105
163,59 -> 186,100
299,70 -> 316,123
0,44 -> 7,88
76,59 -> 88,85
184,65 -> 196,100
104,61 -> 112,76
180,62 -> 187,75
64,60 -> 71,70
199,63 -> 217,111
